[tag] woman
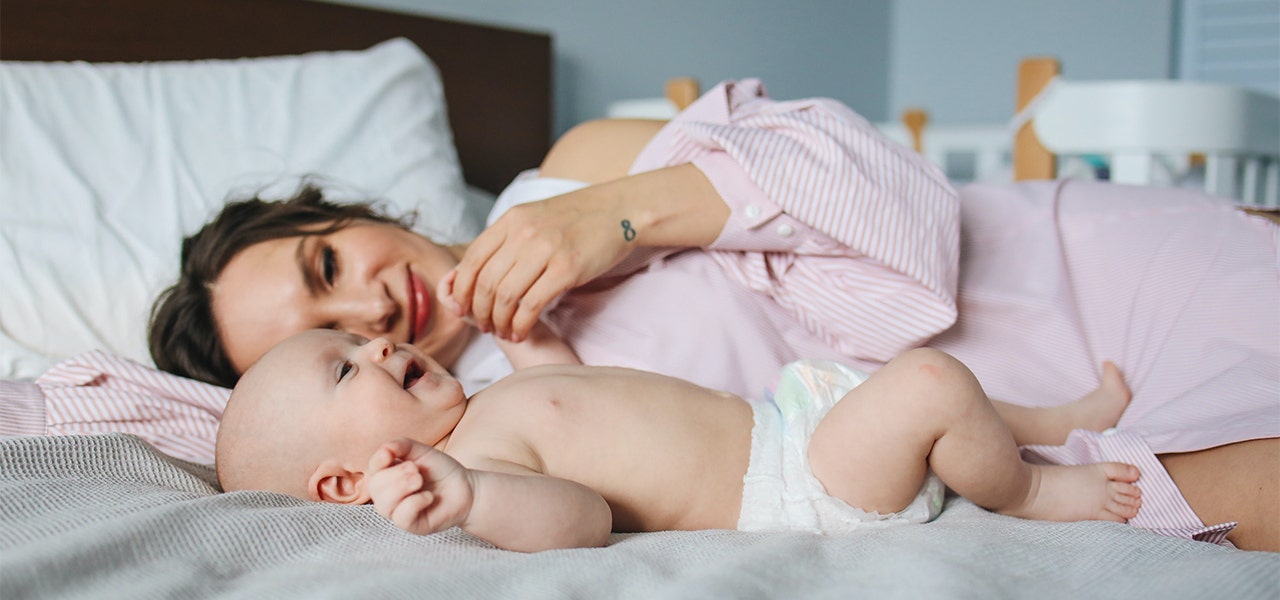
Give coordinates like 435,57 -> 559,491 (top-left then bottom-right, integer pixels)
150,80 -> 1277,550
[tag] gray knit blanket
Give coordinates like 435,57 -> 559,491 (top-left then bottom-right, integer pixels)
2,433 -> 1277,599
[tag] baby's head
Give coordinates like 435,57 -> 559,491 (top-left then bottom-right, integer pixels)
215,329 -> 466,503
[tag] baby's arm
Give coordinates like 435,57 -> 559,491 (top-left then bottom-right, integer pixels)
365,438 -> 610,552
493,320 -> 581,369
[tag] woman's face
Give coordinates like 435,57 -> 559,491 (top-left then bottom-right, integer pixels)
211,220 -> 473,375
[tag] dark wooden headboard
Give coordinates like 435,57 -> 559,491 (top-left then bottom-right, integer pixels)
1,0 -> 553,195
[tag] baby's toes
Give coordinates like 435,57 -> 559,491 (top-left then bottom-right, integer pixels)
1105,499 -> 1139,521
1102,462 -> 1141,483
1105,485 -> 1142,520
1114,481 -> 1141,501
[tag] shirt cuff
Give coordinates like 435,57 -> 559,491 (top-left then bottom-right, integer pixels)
694,153 -> 806,252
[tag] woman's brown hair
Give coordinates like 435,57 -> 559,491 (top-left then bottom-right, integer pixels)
148,184 -> 414,388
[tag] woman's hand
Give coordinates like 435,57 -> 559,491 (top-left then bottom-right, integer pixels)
366,438 -> 474,536
447,164 -> 729,342
448,189 -> 634,341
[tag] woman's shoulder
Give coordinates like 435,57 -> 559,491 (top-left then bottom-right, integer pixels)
539,119 -> 666,184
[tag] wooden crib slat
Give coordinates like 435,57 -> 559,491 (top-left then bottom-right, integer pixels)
1014,57 -> 1060,181
665,77 -> 700,111
902,108 -> 929,154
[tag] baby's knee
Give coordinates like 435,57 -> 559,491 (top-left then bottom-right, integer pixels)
886,348 -> 983,413
891,348 -> 971,384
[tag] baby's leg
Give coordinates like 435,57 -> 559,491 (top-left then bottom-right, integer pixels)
991,361 -> 1132,446
807,348 -> 1142,522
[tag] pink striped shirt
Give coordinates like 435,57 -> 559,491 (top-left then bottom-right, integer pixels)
543,79 -> 960,398
1,350 -> 227,464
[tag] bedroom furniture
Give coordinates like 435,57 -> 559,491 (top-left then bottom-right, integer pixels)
1014,57 -> 1280,205
613,65 -> 1280,207
880,58 -> 1280,207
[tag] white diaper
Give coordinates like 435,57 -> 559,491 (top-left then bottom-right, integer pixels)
737,360 -> 946,533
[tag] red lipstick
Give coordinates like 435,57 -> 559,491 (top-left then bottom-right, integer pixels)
407,269 -> 431,343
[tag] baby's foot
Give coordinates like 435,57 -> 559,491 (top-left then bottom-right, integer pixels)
1068,361 -> 1132,432
1002,462 -> 1142,523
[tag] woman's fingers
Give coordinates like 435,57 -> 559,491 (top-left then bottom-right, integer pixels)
508,266 -> 575,341
468,245 -> 522,333
452,195 -> 633,337
486,241 -> 581,339
461,217 -> 560,337
488,261 -> 547,340
449,228 -> 505,319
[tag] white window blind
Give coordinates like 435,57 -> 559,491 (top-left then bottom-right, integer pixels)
1178,0 -> 1280,95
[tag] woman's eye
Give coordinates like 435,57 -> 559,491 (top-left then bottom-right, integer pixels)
321,246 -> 338,286
338,361 -> 353,381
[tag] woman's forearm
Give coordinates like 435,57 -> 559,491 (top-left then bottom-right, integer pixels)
571,163 -> 729,250
538,118 -> 729,250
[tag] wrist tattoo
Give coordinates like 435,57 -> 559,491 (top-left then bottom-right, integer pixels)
620,219 -> 637,242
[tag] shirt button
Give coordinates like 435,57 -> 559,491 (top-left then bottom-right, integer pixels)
777,224 -> 795,237
744,205 -> 761,219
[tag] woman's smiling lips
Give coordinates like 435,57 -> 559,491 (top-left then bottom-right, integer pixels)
407,268 -> 431,343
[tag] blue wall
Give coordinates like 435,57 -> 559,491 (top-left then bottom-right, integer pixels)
890,0 -> 1176,124
326,0 -> 1177,132
324,0 -> 888,134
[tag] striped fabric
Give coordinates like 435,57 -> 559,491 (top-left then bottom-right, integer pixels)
930,180 -> 1280,546
1024,430 -> 1235,546
617,82 -> 1276,545
18,351 -> 229,464
543,79 -> 961,399
0,379 -> 44,437
634,79 -> 961,365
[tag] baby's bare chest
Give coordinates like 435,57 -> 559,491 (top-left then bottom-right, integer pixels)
451,368 -> 755,528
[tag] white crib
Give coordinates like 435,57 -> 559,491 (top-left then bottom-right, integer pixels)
609,63 -> 1279,208
878,57 -> 1280,207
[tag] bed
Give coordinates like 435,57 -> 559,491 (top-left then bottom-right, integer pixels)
2,1 -> 1278,598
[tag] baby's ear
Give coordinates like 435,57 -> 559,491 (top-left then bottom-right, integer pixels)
309,459 -> 370,505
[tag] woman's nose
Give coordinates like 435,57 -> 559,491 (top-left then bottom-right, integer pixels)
325,288 -> 397,335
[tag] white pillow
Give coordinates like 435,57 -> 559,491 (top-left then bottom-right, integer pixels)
0,38 -> 489,379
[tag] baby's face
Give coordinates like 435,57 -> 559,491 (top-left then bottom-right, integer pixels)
250,329 -> 467,463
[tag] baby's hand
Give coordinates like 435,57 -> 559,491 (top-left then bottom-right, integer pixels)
366,438 -> 474,536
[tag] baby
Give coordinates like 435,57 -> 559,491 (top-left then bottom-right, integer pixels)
216,329 -> 1141,553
